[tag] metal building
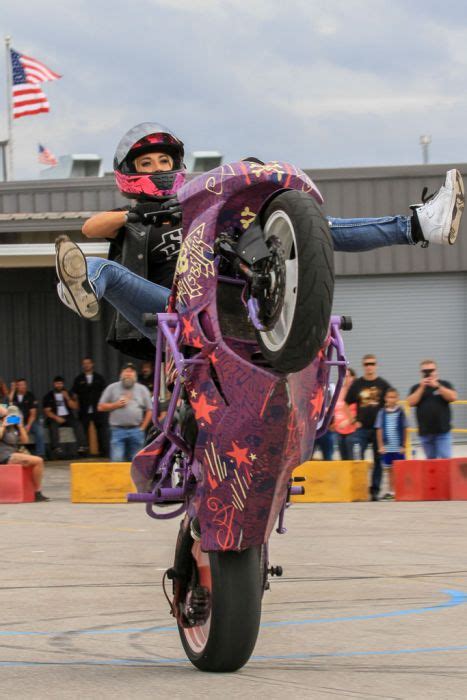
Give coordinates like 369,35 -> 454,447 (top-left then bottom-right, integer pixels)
0,164 -> 465,421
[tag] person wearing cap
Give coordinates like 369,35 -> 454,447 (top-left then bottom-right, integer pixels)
0,406 -> 49,501
42,376 -> 88,459
97,364 -> 152,462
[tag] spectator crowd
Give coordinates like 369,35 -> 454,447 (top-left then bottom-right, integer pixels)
313,354 -> 458,500
0,357 -> 155,467
0,351 -> 460,503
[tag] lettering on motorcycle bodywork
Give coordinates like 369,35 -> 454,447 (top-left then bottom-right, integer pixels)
176,223 -> 216,303
249,161 -> 286,181
207,497 -> 235,550
240,207 -> 256,229
204,441 -> 227,484
205,163 -> 235,196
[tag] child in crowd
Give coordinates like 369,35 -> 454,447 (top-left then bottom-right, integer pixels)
0,406 -> 49,502
375,388 -> 408,500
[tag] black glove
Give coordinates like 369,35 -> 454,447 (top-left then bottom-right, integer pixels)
127,197 -> 182,227
159,196 -> 182,223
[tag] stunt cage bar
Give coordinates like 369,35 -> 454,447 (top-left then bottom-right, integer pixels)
128,313 -> 350,528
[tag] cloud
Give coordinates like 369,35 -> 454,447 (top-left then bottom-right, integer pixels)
2,0 -> 467,180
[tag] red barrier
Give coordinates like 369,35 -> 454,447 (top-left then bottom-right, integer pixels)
394,459 -> 451,501
449,458 -> 467,500
0,464 -> 35,503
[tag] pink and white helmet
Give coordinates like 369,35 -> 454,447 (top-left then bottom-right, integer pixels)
114,122 -> 186,200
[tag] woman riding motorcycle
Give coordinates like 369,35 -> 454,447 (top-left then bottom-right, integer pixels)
55,122 -> 464,357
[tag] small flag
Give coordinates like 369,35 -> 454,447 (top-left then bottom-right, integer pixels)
10,48 -> 61,119
38,144 -> 58,167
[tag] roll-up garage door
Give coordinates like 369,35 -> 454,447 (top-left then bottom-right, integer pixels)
332,273 -> 467,436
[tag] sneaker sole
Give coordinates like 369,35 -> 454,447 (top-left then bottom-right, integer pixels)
448,169 -> 464,244
55,237 -> 99,319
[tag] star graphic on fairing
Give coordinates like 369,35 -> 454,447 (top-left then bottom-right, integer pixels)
227,441 -> 252,469
182,317 -> 194,337
191,394 -> 218,424
310,387 -> 324,417
190,390 -> 198,399
249,453 -> 257,461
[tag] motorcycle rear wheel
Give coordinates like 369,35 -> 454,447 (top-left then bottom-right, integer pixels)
257,190 -> 334,373
178,544 -> 262,672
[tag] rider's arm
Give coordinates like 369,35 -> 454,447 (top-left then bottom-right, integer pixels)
82,211 -> 128,239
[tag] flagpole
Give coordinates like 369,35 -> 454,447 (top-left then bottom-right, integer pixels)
5,35 -> 13,181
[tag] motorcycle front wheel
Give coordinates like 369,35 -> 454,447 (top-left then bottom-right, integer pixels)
257,190 -> 334,373
178,544 -> 262,672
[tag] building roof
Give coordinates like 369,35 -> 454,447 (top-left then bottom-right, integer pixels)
1,164 -> 466,274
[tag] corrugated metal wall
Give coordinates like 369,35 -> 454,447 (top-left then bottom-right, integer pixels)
1,163 -> 466,407
1,163 -> 466,274
311,164 -> 467,275
0,268 -> 129,403
332,272 -> 467,434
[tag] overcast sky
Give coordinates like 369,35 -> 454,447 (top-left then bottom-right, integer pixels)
3,0 -> 467,180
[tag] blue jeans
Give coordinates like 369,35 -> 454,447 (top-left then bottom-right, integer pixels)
337,432 -> 359,460
329,216 -> 413,251
87,258 -> 171,343
110,426 -> 145,462
85,216 -> 412,343
355,427 -> 382,496
420,433 -> 452,459
314,431 -> 335,460
29,420 -> 45,457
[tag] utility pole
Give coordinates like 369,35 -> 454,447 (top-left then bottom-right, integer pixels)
4,35 -> 13,180
0,139 -> 8,181
419,134 -> 431,165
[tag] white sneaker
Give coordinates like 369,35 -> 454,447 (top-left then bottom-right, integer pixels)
55,235 -> 99,319
413,169 -> 464,245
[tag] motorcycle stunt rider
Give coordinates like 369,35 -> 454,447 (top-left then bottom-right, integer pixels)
56,122 -> 186,359
55,122 -> 464,353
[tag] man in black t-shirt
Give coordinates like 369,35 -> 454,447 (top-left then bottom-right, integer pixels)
9,378 -> 45,457
71,358 -> 109,457
407,359 -> 457,459
345,354 -> 391,500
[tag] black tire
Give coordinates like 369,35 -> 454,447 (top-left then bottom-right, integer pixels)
257,190 -> 334,373
178,546 -> 262,672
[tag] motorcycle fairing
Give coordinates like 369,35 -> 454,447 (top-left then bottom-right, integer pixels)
132,160 -> 327,551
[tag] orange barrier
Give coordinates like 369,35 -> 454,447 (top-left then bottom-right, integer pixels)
449,458 -> 467,500
394,459 -> 451,501
0,464 -> 35,503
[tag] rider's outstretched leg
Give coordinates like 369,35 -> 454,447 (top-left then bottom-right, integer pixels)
55,236 -> 170,340
329,169 -> 464,252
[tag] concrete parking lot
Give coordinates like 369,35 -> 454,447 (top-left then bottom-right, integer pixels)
1,464 -> 467,700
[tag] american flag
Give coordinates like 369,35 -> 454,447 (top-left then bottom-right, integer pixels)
38,144 -> 58,167
10,49 -> 61,119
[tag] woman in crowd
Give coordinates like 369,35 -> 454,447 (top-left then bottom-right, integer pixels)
0,406 -> 49,502
334,368 -> 359,460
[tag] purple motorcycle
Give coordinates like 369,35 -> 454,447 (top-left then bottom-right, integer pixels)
130,159 -> 350,671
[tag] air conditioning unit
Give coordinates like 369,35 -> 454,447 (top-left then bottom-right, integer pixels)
40,154 -> 103,179
185,151 -> 223,173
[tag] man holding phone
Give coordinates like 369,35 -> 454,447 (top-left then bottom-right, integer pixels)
407,360 -> 457,458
